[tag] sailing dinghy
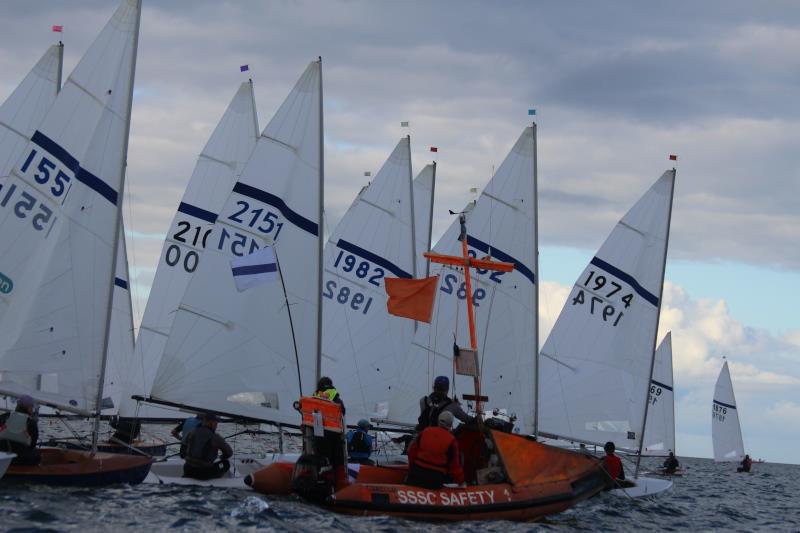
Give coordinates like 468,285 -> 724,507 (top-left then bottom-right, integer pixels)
538,170 -> 677,498
712,360 -> 747,469
0,0 -> 152,485
643,333 -> 684,476
140,60 -> 324,487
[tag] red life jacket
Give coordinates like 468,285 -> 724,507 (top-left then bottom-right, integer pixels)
604,454 -> 623,479
410,427 -> 457,474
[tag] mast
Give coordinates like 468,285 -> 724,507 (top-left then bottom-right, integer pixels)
248,78 -> 259,137
634,167 -> 676,477
315,56 -> 324,389
91,0 -> 141,453
425,162 -> 436,278
532,122 -> 540,438
56,42 -> 64,93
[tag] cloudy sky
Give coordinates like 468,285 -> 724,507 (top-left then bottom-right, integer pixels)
1,1 -> 798,462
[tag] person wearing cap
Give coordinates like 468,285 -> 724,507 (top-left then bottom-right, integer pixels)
417,375 -> 471,430
406,411 -> 465,489
346,419 -> 374,465
182,412 -> 233,480
0,395 -> 41,466
311,376 -> 348,488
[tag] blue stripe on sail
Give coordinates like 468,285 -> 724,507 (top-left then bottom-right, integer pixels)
178,202 -> 217,223
336,239 -> 412,279
589,256 -> 659,307
232,182 -> 318,236
232,263 -> 277,277
114,277 -> 128,290
464,234 -> 535,285
714,399 -> 736,410
31,130 -> 117,205
651,379 -> 673,392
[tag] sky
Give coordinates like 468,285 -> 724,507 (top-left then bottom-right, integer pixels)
1,0 -> 798,463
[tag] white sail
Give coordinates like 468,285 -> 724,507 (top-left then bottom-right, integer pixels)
538,171 -> 675,452
413,163 -> 436,279
322,137 -> 415,423
0,0 -> 141,415
642,332 -> 675,456
122,81 -> 260,419
391,127 -> 537,432
712,360 -> 745,462
149,61 -> 322,424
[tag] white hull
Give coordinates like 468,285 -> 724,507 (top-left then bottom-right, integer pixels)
144,454 -> 299,488
0,452 -> 15,479
609,475 -> 673,498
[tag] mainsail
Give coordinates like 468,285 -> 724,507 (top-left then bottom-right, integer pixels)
148,61 -> 323,425
538,171 -> 675,452
391,127 -> 537,432
123,81 -> 260,419
642,332 -> 676,456
0,0 -> 141,415
322,137 -> 416,423
712,360 -> 745,462
413,163 -> 436,279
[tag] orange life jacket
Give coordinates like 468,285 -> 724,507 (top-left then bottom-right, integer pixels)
411,427 -> 458,474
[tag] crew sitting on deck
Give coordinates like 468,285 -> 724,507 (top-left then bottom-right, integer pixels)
182,413 -> 232,480
663,451 -> 680,473
0,395 -> 41,466
407,411 -> 465,489
312,376 -> 348,489
739,454 -> 752,473
346,419 -> 374,465
602,441 -> 625,490
417,376 -> 472,430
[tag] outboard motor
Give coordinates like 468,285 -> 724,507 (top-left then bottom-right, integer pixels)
291,454 -> 334,501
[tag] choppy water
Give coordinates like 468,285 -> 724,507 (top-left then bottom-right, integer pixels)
2,421 -> 798,532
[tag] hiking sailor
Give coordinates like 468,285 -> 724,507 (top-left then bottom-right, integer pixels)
0,395 -> 41,466
346,419 -> 374,465
182,412 -> 233,480
417,376 -> 472,430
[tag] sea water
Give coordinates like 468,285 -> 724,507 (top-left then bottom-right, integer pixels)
1,421 -> 798,532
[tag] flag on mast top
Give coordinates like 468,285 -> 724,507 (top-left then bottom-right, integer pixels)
528,109 -> 536,115
240,64 -> 249,72
52,25 -> 63,33
430,146 -> 438,153
669,154 -> 678,161
364,171 -> 371,177
400,121 -> 409,127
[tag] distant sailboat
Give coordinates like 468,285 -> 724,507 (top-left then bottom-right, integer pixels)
412,162 -> 436,280
712,360 -> 746,464
141,60 -> 324,487
538,170 -> 676,498
643,332 -> 676,457
0,0 -> 152,485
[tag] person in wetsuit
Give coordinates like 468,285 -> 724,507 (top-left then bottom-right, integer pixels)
602,441 -> 625,490
406,411 -> 465,489
0,395 -> 40,466
182,413 -> 232,480
663,451 -> 680,473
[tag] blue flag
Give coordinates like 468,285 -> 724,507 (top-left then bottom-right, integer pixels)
528,109 -> 536,116
240,64 -> 249,72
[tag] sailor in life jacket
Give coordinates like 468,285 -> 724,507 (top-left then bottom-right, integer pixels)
0,394 -> 41,466
312,376 -> 345,414
311,376 -> 349,489
182,412 -> 233,480
406,411 -> 465,489
602,441 -> 625,490
417,375 -> 472,430
346,419 -> 374,465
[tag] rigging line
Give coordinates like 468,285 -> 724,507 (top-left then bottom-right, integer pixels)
274,245 -> 303,397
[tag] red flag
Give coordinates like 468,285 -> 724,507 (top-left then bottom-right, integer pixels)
384,276 -> 438,322
430,147 -> 438,153
669,154 -> 678,161
52,25 -> 63,33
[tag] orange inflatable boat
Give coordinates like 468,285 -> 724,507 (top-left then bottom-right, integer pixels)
246,399 -> 605,522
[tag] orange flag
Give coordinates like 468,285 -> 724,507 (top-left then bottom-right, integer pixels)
384,275 -> 439,323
